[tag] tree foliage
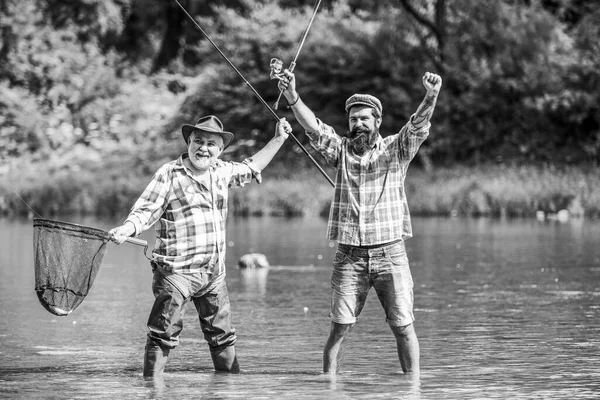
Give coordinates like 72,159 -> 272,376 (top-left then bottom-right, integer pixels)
1,0 -> 599,167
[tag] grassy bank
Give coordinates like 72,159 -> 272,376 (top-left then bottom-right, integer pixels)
406,165 -> 599,218
1,157 -> 599,219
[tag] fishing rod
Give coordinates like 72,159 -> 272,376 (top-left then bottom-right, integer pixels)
173,0 -> 334,187
271,0 -> 322,110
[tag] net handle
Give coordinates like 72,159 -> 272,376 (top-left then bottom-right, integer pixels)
123,236 -> 150,260
122,236 -> 151,260
124,237 -> 147,247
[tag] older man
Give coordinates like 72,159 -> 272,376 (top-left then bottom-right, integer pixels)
110,116 -> 291,378
278,71 -> 442,374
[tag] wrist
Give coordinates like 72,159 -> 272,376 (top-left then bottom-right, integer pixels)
287,92 -> 300,106
124,220 -> 137,237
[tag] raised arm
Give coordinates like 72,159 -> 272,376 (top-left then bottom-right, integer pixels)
411,72 -> 442,130
246,119 -> 290,172
277,70 -> 320,133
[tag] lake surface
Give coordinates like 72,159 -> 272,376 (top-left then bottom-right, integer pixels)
0,216 -> 599,399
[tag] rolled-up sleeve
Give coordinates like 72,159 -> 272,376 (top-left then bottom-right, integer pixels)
305,119 -> 343,167
222,159 -> 258,188
396,116 -> 430,162
125,164 -> 172,236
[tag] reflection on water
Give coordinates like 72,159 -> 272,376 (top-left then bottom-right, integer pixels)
1,216 -> 599,399
239,268 -> 270,297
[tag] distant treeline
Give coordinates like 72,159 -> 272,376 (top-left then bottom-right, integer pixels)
1,0 -> 599,169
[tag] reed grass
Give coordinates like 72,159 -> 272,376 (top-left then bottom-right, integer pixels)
405,165 -> 599,218
1,163 -> 599,219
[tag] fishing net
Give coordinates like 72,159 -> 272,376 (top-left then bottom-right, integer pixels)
33,218 -> 111,316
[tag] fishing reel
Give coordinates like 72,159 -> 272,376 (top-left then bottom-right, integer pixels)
269,57 -> 288,109
269,58 -> 284,81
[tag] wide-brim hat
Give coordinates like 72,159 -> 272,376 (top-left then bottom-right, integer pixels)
181,115 -> 234,148
345,94 -> 383,116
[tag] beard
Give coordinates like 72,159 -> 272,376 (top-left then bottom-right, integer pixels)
347,126 -> 378,155
188,151 -> 213,172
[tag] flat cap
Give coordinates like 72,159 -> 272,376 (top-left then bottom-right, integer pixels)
345,94 -> 382,115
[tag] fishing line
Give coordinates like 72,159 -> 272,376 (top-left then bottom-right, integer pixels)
173,0 -> 334,187
272,0 -> 322,110
5,183 -> 44,218
6,181 -> 151,260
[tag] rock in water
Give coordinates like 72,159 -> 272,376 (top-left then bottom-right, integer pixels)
238,253 -> 270,269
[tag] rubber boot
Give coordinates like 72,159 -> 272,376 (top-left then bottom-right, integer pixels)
143,343 -> 170,380
210,345 -> 240,373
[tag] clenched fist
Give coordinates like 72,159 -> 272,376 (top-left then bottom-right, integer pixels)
422,72 -> 442,96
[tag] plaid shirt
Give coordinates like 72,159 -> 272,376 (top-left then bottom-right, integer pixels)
125,154 -> 258,274
307,116 -> 429,245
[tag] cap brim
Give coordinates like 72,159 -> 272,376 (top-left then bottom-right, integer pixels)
345,101 -> 378,112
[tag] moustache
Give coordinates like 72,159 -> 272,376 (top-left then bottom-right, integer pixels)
350,126 -> 370,137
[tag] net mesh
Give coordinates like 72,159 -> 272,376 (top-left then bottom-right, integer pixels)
33,218 -> 110,316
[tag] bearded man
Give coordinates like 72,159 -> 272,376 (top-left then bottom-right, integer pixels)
278,70 -> 442,375
109,115 -> 291,379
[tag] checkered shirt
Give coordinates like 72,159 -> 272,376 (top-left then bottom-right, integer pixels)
306,116 -> 430,245
125,154 -> 258,274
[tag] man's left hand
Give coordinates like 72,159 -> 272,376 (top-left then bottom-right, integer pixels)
422,72 -> 442,95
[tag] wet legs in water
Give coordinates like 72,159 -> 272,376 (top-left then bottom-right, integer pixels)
391,323 -> 420,374
323,322 -> 354,373
323,321 -> 420,374
143,342 -> 170,380
211,345 -> 240,373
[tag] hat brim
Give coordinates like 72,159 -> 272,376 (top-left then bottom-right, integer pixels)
182,125 -> 234,149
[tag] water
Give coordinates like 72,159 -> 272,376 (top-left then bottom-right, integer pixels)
1,216 -> 599,399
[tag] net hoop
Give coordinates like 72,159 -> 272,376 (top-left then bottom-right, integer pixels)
33,218 -> 112,241
33,218 -> 111,316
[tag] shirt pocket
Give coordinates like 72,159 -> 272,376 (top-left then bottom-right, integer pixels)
183,183 -> 212,211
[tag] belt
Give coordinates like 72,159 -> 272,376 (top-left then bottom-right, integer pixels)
338,239 -> 403,258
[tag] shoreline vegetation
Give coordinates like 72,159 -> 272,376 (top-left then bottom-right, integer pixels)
2,160 -> 598,220
2,1 -> 600,224
0,0 -> 600,225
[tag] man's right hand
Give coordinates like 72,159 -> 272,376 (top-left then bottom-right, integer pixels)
108,221 -> 135,245
277,69 -> 299,105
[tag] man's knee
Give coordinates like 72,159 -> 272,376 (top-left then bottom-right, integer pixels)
329,322 -> 355,339
390,322 -> 416,337
146,334 -> 177,351
206,331 -> 237,353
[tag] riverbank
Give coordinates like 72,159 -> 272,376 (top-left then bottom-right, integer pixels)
1,154 -> 598,219
406,164 -> 598,219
